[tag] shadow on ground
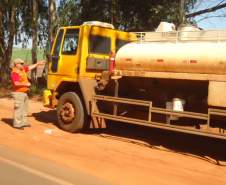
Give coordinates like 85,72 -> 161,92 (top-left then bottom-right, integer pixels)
1,110 -> 58,127
86,121 -> 226,165
32,110 -> 58,124
30,110 -> 226,165
1,118 -> 13,128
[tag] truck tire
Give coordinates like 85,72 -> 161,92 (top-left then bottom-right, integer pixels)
57,92 -> 86,132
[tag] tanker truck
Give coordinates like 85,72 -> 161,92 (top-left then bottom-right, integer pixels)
93,22 -> 226,140
44,21 -> 226,140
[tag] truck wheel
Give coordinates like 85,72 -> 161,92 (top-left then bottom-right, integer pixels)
57,92 -> 85,132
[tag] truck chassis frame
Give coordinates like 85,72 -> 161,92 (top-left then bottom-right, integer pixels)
91,80 -> 226,140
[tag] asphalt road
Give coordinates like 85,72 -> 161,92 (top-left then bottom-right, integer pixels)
0,145 -> 111,185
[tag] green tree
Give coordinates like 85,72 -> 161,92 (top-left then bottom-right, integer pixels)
116,0 -> 197,31
0,0 -> 48,84
57,0 -> 197,31
48,0 -> 58,52
58,0 -> 81,26
0,0 -> 18,83
31,0 -> 38,86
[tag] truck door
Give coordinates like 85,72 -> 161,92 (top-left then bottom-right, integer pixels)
58,28 -> 80,76
50,29 -> 64,73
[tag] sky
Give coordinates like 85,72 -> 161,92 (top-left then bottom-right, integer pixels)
193,0 -> 226,29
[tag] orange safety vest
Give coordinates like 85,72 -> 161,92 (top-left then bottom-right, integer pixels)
11,67 -> 29,93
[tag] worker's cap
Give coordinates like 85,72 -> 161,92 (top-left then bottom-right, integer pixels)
13,58 -> 25,65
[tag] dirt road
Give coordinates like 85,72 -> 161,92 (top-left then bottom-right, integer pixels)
0,97 -> 226,185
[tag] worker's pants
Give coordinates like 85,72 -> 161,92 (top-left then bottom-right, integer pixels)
12,92 -> 28,127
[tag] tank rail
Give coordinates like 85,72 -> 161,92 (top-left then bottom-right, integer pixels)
134,30 -> 226,42
91,95 -> 226,140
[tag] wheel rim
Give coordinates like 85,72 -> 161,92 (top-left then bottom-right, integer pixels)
59,102 -> 76,124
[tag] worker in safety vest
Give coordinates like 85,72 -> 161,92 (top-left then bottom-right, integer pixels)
11,58 -> 44,130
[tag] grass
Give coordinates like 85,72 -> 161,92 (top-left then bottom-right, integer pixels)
12,48 -> 45,64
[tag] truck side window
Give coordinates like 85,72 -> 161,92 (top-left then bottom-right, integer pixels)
53,29 -> 64,56
116,39 -> 129,51
89,35 -> 111,55
62,29 -> 79,55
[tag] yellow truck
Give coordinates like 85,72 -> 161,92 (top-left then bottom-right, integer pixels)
44,21 -> 136,132
45,21 -> 226,139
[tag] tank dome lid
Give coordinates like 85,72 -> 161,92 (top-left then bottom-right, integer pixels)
155,22 -> 176,32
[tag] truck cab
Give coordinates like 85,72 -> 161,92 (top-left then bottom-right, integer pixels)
44,21 -> 136,132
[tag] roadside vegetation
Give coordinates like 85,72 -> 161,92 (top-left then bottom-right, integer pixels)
12,48 -> 45,64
